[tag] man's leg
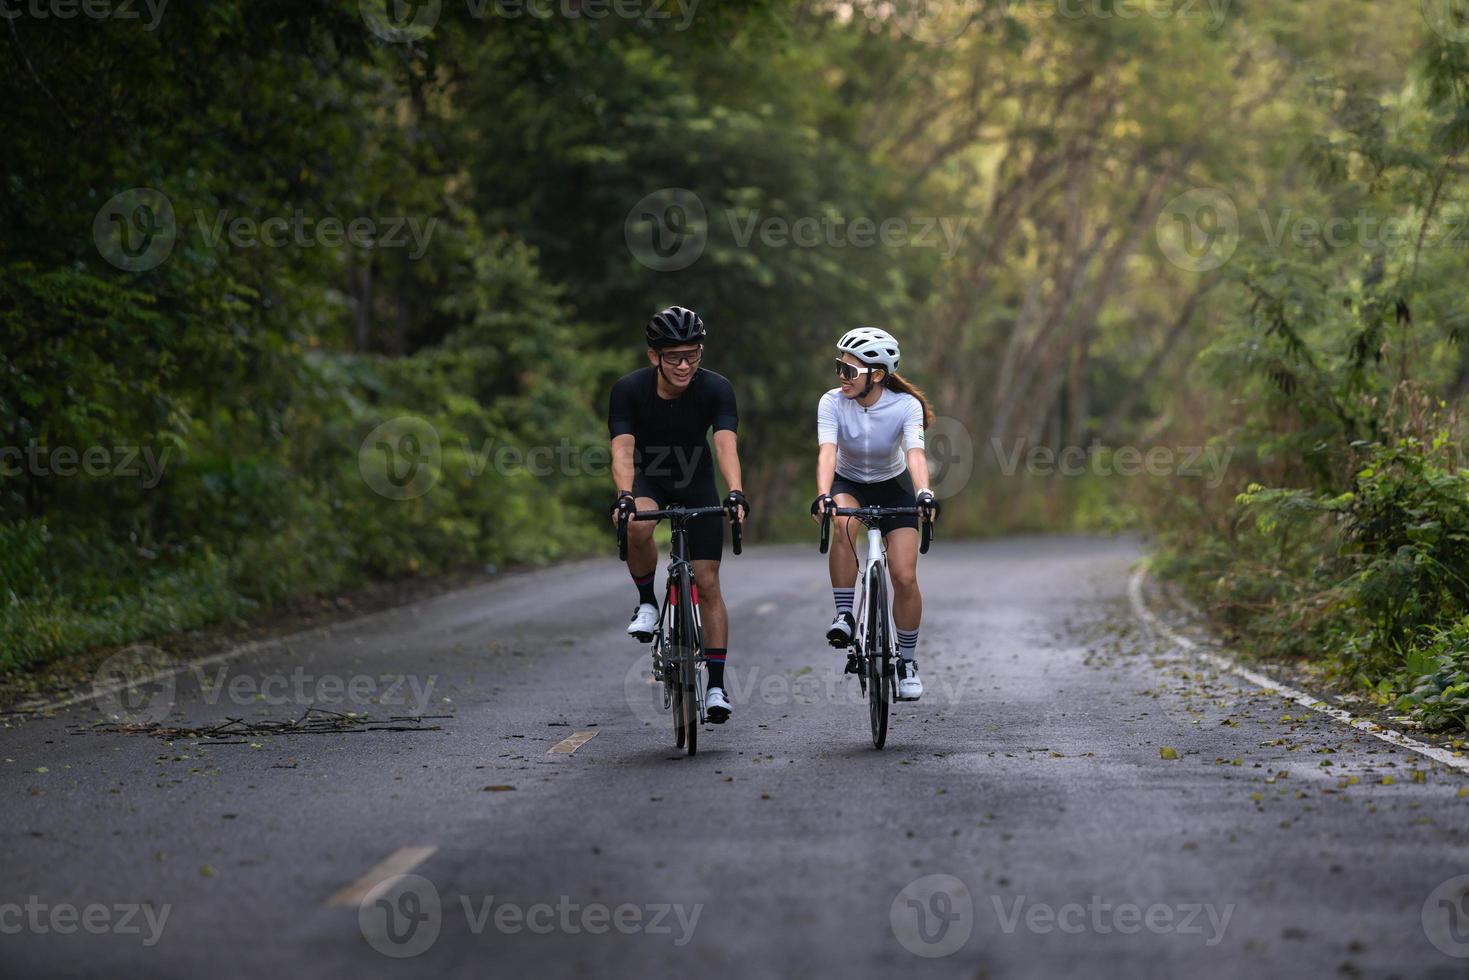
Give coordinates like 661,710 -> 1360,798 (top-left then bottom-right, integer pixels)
624,496 -> 661,637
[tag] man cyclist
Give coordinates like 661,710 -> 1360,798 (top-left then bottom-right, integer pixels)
609,306 -> 749,724
811,327 -> 938,701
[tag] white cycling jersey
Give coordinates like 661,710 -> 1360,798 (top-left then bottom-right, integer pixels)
816,386 -> 925,483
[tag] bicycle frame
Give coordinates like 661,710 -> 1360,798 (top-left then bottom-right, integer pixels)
617,502 -> 740,755
848,520 -> 892,663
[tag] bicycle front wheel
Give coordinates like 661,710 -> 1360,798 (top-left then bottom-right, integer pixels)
867,564 -> 890,750
676,569 -> 700,757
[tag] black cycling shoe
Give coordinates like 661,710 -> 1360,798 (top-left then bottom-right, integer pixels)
826,611 -> 856,647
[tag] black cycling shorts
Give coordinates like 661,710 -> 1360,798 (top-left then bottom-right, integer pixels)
632,470 -> 724,562
830,470 -> 919,535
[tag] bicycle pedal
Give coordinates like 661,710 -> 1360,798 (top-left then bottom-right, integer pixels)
633,631 -> 653,643
844,655 -> 862,675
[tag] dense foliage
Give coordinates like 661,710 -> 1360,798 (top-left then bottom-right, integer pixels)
5,0 -> 1469,736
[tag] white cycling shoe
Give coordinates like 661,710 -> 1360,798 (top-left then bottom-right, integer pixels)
705,687 -> 731,723
896,659 -> 923,701
626,603 -> 657,642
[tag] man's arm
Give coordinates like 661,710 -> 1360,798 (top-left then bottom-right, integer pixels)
712,429 -> 745,521
611,434 -> 636,495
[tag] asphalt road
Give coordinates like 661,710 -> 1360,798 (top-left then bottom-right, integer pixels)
4,535 -> 1469,979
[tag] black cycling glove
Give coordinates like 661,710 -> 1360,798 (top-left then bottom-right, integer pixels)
724,489 -> 750,522
811,493 -> 835,518
916,489 -> 940,521
611,490 -> 636,520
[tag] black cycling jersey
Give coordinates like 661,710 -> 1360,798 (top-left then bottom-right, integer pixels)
607,367 -> 738,487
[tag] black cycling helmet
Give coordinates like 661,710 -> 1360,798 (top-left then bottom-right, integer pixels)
646,306 -> 706,349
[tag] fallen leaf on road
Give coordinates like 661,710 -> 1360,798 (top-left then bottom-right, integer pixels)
1159,746 -> 1178,760
483,785 -> 516,792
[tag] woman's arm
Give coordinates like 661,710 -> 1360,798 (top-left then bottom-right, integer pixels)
906,446 -> 931,492
816,443 -> 837,497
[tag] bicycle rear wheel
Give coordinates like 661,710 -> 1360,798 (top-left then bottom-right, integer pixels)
867,564 -> 890,750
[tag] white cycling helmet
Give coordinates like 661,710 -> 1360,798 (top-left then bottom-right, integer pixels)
836,326 -> 901,374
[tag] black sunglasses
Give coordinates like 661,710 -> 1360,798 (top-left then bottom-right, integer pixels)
834,359 -> 875,381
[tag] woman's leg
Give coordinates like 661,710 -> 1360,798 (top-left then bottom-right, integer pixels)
885,527 -> 922,654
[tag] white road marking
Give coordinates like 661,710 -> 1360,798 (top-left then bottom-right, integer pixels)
1128,564 -> 1469,773
548,730 -> 599,755
326,845 -> 438,907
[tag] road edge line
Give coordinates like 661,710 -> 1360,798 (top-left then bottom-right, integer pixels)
1127,563 -> 1469,774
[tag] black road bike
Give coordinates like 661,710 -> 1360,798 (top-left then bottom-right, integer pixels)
619,504 -> 741,756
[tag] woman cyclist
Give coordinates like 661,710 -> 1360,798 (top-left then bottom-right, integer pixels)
811,327 -> 938,701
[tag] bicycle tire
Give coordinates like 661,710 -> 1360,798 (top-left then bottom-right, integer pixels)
867,564 -> 890,750
668,580 -> 687,750
676,568 -> 700,756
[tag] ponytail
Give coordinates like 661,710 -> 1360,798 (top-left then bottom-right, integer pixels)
884,372 -> 934,429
